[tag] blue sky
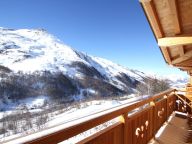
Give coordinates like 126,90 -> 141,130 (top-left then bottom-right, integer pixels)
0,0 -> 187,76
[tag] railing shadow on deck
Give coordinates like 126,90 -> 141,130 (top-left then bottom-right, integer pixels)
4,88 -> 192,144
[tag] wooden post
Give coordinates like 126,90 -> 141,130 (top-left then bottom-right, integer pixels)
186,76 -> 192,97
190,76 -> 192,85
150,101 -> 155,106
164,95 -> 169,120
119,113 -> 129,144
150,101 -> 156,137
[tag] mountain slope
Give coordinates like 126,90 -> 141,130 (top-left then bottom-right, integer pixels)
0,27 -> 155,108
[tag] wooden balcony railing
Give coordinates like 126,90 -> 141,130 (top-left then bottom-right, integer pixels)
4,88 -> 192,144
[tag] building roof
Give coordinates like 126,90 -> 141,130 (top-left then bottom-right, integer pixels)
140,0 -> 192,75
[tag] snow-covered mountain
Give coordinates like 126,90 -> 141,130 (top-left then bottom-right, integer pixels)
0,27 -> 186,108
0,28 -> 145,78
0,27 -> 189,142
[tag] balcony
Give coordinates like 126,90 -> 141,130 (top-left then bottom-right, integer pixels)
3,0 -> 192,143
2,88 -> 192,144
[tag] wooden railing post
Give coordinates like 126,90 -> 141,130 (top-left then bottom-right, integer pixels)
190,76 -> 192,85
164,95 -> 168,120
119,113 -> 129,144
173,90 -> 177,111
150,101 -> 156,137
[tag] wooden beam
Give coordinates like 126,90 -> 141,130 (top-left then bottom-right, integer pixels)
140,0 -> 151,2
158,37 -> 192,47
188,71 -> 192,76
167,0 -> 181,34
174,66 -> 192,70
160,47 -> 171,63
171,50 -> 192,65
178,60 -> 192,66
140,0 -> 163,38
178,46 -> 185,56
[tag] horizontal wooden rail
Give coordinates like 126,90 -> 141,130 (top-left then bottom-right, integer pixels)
175,93 -> 192,109
3,89 -> 176,144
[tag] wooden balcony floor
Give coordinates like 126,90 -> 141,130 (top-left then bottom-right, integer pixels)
149,112 -> 192,144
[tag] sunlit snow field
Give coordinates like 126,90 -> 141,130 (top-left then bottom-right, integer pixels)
0,94 -> 149,144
